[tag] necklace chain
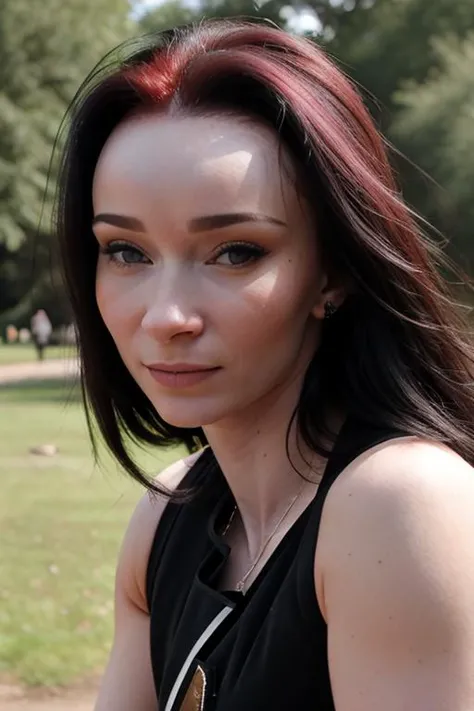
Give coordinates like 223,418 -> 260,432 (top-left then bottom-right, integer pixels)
223,481 -> 306,595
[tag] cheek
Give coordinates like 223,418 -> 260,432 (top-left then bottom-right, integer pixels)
95,267 -> 140,341
222,263 -> 317,353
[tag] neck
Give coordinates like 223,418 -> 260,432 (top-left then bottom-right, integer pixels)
203,374 -> 330,557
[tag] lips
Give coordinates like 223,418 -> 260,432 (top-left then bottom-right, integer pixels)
145,363 -> 218,373
145,363 -> 221,389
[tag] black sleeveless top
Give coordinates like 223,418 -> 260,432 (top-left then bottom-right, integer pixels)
146,418 -> 405,710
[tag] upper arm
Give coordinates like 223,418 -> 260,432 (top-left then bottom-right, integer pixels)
94,450 -> 204,711
318,440 -> 474,711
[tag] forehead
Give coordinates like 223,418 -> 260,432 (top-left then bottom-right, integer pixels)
92,113 -> 298,224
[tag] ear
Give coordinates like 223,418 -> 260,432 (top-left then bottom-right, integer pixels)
311,272 -> 347,320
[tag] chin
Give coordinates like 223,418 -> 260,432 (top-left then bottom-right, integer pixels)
149,397 -> 225,430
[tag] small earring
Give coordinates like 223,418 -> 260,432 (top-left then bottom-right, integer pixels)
324,301 -> 338,319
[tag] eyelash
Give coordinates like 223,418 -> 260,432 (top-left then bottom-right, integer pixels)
210,241 -> 268,267
99,241 -> 150,268
99,240 -> 268,269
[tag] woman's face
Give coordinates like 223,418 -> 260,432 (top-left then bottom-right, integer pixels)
93,112 -> 330,428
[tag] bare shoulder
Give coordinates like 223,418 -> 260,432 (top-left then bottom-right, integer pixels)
316,436 -> 474,616
314,439 -> 474,709
116,448 -> 206,613
323,436 -> 474,523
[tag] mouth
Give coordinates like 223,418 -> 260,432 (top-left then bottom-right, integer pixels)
144,364 -> 221,389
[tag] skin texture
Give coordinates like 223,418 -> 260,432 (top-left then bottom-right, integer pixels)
92,113 -> 474,710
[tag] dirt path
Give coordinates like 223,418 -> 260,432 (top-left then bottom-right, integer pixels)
0,358 -> 79,385
0,686 -> 96,711
0,685 -> 96,711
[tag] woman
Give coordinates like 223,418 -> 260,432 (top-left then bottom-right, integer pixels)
56,19 -> 474,710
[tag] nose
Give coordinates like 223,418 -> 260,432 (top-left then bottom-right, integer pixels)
140,279 -> 204,344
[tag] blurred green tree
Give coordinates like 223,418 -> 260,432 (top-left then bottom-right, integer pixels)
327,0 -> 474,129
0,0 -> 133,325
321,0 -> 474,269
137,0 -> 363,35
392,33 -> 474,267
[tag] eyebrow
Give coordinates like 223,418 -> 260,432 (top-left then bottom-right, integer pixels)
92,212 -> 286,232
187,213 -> 287,232
92,214 -> 145,231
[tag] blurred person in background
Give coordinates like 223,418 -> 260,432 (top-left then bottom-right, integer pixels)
30,308 -> 52,361
56,19 -> 474,711
5,324 -> 18,344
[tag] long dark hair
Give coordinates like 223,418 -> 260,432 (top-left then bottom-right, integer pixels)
56,18 -> 474,493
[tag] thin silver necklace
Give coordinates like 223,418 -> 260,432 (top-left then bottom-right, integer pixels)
223,480 -> 307,595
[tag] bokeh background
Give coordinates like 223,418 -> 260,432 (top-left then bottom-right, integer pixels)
0,0 -> 473,706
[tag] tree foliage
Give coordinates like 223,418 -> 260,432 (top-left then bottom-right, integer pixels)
0,0 -> 133,322
328,0 -> 474,127
392,33 -> 474,263
0,0 -> 132,249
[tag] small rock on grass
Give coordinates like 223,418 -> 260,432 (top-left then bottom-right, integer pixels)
29,444 -> 58,456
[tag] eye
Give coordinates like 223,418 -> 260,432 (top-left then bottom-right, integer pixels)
100,241 -> 151,267
210,242 -> 267,268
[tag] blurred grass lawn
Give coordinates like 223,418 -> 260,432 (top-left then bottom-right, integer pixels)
0,344 -> 75,366
0,378 -> 182,687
